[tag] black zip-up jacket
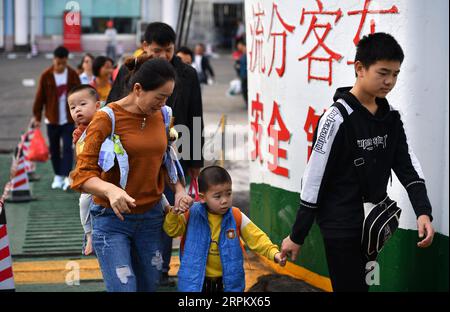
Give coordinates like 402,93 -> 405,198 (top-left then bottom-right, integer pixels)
107,56 -> 204,170
290,87 -> 433,244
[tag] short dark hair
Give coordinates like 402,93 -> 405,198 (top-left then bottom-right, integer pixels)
92,56 -> 113,77
68,84 -> 99,101
53,46 -> 69,58
124,56 -> 176,93
144,22 -> 176,46
355,32 -> 404,69
198,166 -> 232,193
177,46 -> 194,60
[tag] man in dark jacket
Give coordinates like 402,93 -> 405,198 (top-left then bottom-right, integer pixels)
280,33 -> 435,292
106,22 -> 204,286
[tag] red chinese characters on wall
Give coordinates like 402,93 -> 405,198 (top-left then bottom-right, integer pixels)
251,93 -> 264,163
246,0 -> 400,83
298,0 -> 343,86
249,3 -> 266,74
267,3 -> 296,77
267,101 -> 291,177
346,0 -> 399,64
250,93 -> 291,178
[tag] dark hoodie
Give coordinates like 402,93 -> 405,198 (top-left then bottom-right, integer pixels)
290,87 -> 433,244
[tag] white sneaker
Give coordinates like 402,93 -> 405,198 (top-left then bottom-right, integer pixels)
62,177 -> 71,191
51,175 -> 64,189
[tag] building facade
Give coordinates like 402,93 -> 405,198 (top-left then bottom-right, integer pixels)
0,0 -> 243,53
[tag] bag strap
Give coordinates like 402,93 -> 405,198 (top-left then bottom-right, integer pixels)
188,178 -> 200,201
100,106 -> 115,139
161,105 -> 172,141
333,101 -> 369,201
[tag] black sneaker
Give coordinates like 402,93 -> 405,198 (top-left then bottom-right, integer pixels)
159,272 -> 176,287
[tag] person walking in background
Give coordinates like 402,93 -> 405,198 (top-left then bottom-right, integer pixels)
78,53 -> 95,85
193,43 -> 215,86
176,46 -> 194,66
236,39 -> 248,107
105,20 -> 117,62
32,46 -> 81,190
91,56 -> 114,106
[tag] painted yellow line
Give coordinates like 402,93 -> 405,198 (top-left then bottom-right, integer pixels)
12,259 -> 102,285
255,254 -> 333,292
169,253 -> 286,292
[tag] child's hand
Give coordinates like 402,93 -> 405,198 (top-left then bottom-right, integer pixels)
84,233 -> 93,256
274,252 -> 287,267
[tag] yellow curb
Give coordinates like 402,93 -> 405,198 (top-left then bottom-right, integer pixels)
12,254 -> 325,291
168,253 -> 279,291
12,259 -> 102,285
255,254 -> 332,292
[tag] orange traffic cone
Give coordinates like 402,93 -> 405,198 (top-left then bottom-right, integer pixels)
6,151 -> 34,203
0,198 -> 15,291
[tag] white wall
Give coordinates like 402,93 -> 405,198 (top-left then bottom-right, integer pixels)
246,0 -> 449,235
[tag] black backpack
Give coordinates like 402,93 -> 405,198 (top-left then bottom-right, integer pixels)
333,101 -> 401,261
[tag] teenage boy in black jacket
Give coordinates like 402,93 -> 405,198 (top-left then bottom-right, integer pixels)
281,33 -> 435,292
107,22 -> 204,287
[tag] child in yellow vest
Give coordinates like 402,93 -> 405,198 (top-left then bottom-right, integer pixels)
164,166 -> 286,292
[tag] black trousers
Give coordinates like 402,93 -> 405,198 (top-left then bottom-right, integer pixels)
46,123 -> 74,177
323,236 -> 370,292
241,77 -> 248,108
202,277 -> 223,293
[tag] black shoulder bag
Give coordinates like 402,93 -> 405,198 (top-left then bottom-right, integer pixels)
333,101 -> 402,261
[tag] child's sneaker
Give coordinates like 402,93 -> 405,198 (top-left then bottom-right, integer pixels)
51,175 -> 64,189
159,272 -> 176,287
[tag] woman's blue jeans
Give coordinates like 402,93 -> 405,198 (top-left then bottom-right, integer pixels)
91,202 -> 164,292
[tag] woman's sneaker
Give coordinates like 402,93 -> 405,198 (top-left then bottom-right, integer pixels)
62,177 -> 71,191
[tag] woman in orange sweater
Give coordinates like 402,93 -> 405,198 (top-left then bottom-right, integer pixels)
70,57 -> 193,292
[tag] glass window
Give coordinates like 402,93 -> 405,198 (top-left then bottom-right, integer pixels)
43,0 -> 140,35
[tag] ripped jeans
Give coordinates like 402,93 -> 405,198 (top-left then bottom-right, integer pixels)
91,202 -> 164,292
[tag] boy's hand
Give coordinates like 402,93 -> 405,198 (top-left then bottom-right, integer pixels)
417,215 -> 435,248
280,236 -> 301,262
274,252 -> 287,267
